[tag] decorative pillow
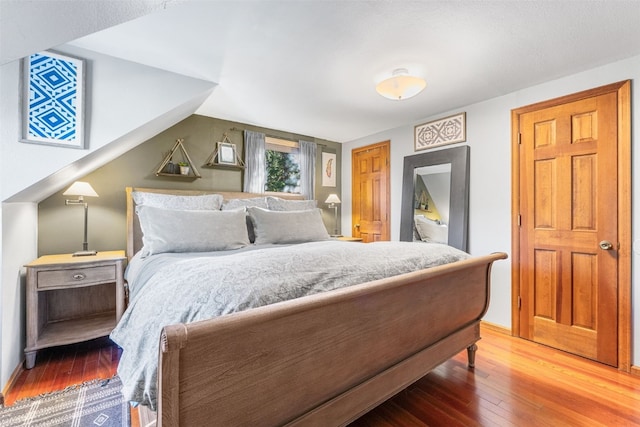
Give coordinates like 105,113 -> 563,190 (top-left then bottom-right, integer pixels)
222,198 -> 269,243
414,215 -> 448,244
137,205 -> 249,256
247,207 -> 330,244
132,191 -> 223,210
222,197 -> 268,210
266,196 -> 316,211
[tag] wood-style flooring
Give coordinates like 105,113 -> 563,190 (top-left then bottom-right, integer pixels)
3,326 -> 640,426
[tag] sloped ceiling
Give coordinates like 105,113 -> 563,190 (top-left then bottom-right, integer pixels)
3,1 -> 640,145
0,0 -> 176,65
65,0 -> 640,142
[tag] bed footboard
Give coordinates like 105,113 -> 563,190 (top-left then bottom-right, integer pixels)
155,252 -> 506,426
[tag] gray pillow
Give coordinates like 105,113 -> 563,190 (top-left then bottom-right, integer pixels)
222,197 -> 268,210
266,196 -> 316,211
133,191 -> 223,210
137,205 -> 249,256
247,207 -> 330,244
221,198 -> 269,243
414,216 -> 448,244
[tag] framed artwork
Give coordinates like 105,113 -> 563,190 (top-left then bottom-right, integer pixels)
415,112 -> 466,151
322,152 -> 336,187
21,51 -> 85,149
217,142 -> 237,165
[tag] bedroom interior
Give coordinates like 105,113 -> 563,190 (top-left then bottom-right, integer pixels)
1,1 -> 640,425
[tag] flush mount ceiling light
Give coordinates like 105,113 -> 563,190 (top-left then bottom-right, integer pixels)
375,68 -> 426,101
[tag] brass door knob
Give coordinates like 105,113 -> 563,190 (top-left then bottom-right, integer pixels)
599,240 -> 614,250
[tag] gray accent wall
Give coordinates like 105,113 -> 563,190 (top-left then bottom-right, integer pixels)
37,115 -> 341,256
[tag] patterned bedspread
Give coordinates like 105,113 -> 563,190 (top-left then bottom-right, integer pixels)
110,240 -> 469,408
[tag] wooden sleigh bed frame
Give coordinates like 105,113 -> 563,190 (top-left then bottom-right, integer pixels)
125,187 -> 507,426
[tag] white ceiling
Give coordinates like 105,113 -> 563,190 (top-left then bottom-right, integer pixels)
49,1 -> 640,142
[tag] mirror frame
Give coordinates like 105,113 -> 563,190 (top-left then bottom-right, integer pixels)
400,145 -> 470,251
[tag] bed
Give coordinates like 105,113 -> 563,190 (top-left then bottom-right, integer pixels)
115,187 -> 507,426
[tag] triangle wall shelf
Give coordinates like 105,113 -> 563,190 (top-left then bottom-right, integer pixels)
155,138 -> 202,179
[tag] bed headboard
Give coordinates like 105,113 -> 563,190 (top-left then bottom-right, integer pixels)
125,187 -> 304,260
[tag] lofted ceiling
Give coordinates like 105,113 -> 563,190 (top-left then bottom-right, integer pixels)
18,1 -> 640,142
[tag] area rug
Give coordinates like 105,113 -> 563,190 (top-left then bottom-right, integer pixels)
0,376 -> 129,427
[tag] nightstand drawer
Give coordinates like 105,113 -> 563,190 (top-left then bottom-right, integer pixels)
37,265 -> 116,289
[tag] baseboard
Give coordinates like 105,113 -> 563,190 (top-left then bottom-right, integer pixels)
2,358 -> 25,405
480,320 -> 511,335
480,322 -> 640,376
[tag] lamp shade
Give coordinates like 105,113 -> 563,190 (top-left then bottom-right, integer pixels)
63,181 -> 99,198
376,68 -> 426,101
325,194 -> 341,204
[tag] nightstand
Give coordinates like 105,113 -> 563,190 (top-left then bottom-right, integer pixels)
336,236 -> 364,242
24,250 -> 127,369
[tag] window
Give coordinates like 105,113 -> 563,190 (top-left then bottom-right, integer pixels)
265,137 -> 300,193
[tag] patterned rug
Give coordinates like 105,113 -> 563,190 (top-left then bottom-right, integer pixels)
0,376 -> 129,427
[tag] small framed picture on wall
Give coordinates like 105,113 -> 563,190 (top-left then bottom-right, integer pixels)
322,152 -> 337,187
217,142 -> 237,165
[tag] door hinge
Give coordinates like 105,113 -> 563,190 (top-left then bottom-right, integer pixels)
518,295 -> 522,309
518,133 -> 522,145
517,214 -> 521,226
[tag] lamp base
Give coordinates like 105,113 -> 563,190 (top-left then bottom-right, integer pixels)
72,250 -> 97,257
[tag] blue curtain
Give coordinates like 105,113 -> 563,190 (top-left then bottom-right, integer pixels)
299,140 -> 317,200
243,130 -> 266,193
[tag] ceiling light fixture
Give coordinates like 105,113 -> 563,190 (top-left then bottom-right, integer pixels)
375,68 -> 426,101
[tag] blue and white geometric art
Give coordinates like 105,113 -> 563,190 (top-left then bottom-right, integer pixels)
22,51 -> 85,148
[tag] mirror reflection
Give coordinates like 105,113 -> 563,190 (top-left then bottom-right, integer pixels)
400,146 -> 469,252
413,164 -> 451,244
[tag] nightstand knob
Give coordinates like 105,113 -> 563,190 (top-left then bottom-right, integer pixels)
72,273 -> 86,280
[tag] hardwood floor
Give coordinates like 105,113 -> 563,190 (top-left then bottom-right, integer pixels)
3,336 -> 119,406
3,327 -> 640,426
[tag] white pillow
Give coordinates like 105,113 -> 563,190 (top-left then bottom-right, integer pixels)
137,205 -> 249,256
414,216 -> 448,244
132,191 -> 223,210
266,196 -> 316,211
247,207 -> 330,244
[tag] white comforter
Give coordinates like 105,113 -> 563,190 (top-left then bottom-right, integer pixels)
111,240 -> 469,408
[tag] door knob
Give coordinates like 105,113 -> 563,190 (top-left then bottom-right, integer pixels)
354,224 -> 360,229
599,240 -> 614,250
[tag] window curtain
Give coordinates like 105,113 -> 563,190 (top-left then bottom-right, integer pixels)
243,130 -> 266,193
298,140 -> 317,200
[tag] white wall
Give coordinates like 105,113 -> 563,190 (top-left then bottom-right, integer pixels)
0,47 -> 215,391
1,203 -> 37,392
342,54 -> 640,366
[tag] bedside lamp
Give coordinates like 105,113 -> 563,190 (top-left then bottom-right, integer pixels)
63,181 -> 99,256
325,194 -> 341,237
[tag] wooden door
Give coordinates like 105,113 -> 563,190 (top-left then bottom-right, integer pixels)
352,141 -> 390,242
512,81 -> 631,368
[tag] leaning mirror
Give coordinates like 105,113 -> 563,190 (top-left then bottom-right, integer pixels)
399,145 -> 470,252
